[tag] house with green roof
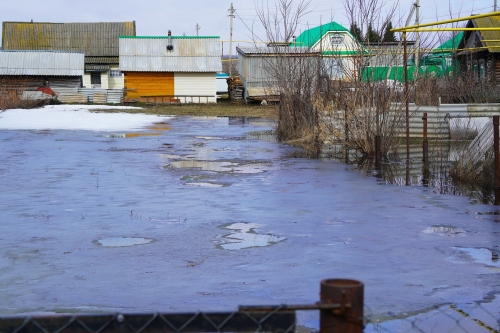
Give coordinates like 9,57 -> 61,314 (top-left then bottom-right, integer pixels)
294,21 -> 366,80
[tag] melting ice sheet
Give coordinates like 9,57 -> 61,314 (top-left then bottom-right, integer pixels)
218,223 -> 286,250
94,237 -> 154,247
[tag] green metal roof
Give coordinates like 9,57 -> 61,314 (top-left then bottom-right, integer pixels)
433,32 -> 463,53
293,21 -> 351,47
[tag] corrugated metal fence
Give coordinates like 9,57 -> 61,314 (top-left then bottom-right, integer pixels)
52,88 -> 124,104
324,103 -> 500,140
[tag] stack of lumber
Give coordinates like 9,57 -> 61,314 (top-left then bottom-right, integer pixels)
227,76 -> 244,101
93,92 -> 107,104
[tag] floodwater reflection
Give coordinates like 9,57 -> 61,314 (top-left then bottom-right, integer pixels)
322,141 -> 496,204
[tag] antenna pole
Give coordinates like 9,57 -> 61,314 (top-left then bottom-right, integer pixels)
414,0 -> 420,79
228,3 -> 235,76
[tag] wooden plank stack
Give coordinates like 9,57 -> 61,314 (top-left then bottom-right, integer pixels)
227,76 -> 244,101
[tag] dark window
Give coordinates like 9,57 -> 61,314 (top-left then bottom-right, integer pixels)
91,72 -> 101,84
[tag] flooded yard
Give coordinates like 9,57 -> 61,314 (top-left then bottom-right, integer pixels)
0,106 -> 499,331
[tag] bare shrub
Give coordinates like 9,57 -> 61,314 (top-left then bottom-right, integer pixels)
0,77 -> 52,111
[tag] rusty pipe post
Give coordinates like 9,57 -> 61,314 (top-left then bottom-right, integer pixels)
375,135 -> 381,169
494,116 -> 500,205
422,113 -> 428,164
319,279 -> 364,333
404,31 -> 410,187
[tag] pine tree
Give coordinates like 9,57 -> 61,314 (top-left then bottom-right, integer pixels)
350,22 -> 363,42
365,24 -> 380,43
382,21 -> 397,42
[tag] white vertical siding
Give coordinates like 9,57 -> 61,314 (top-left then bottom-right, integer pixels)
108,66 -> 125,89
174,72 -> 217,103
83,73 -> 91,88
100,72 -> 109,89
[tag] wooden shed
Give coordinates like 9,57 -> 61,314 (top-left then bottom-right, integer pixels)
0,50 -> 84,97
119,33 -> 221,103
1,21 -> 136,89
456,15 -> 500,87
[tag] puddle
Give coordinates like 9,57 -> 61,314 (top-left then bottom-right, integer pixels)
454,247 -> 500,267
218,223 -> 286,250
93,237 -> 155,247
422,225 -> 466,237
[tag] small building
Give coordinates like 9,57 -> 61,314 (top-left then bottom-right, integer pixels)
216,72 -> 229,94
293,21 -> 366,80
236,46 -> 321,101
0,50 -> 84,97
119,33 -> 221,103
1,21 -> 136,89
456,15 -> 500,85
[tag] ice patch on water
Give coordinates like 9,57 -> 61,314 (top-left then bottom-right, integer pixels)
186,182 -> 225,188
218,223 -> 286,250
93,237 -> 154,247
166,160 -> 268,174
422,226 -> 466,237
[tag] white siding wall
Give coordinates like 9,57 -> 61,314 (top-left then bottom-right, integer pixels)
108,65 -> 125,89
174,72 -> 217,103
83,73 -> 91,88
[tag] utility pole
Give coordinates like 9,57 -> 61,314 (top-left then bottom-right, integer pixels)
228,3 -> 235,77
495,0 -> 497,12
414,0 -> 420,80
195,23 -> 201,36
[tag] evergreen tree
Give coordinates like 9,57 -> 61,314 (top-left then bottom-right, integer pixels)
365,24 -> 380,43
349,22 -> 363,42
382,21 -> 397,42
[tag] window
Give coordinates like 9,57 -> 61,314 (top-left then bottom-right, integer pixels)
90,72 -> 101,85
109,70 -> 122,77
330,33 -> 344,46
330,59 -> 344,79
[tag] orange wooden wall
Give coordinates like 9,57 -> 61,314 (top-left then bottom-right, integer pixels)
124,72 -> 174,98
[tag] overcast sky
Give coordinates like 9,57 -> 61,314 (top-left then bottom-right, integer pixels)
0,0 -> 496,53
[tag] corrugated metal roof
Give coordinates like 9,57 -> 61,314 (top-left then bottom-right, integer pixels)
119,37 -> 221,72
85,64 -> 110,71
237,46 -> 320,55
85,57 -> 119,64
472,16 -> 500,53
2,21 -> 136,56
0,50 -> 84,76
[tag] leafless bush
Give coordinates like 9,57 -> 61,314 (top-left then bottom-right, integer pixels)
0,77 -> 51,111
255,0 -> 324,153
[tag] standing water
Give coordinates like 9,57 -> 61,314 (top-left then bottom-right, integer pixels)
0,107 -> 499,331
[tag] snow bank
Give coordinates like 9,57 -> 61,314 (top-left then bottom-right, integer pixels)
0,105 -> 172,132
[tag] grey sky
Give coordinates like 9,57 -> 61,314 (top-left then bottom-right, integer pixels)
0,0 -> 495,53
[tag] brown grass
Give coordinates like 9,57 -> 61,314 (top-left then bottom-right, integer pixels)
94,99 -> 279,120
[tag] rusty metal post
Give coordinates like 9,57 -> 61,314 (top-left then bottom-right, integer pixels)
375,135 -> 381,169
422,113 -> 428,164
494,116 -> 500,205
319,279 -> 364,333
404,31 -> 410,187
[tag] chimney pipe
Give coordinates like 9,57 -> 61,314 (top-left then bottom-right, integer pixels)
167,30 -> 173,51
